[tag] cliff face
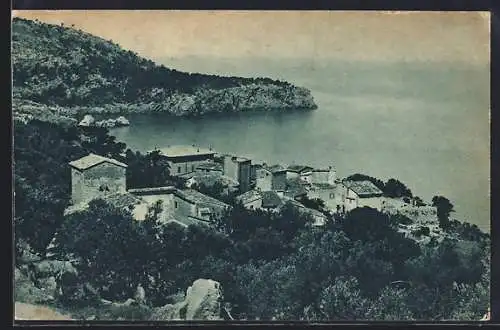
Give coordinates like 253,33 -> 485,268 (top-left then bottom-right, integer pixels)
12,17 -> 317,118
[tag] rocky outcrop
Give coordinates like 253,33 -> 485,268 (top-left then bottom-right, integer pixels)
157,84 -> 317,116
150,279 -> 223,321
13,18 -> 318,121
78,114 -> 95,127
78,114 -> 130,128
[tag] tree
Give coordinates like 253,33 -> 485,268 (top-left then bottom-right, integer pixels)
384,178 -> 413,198
345,174 -> 385,191
413,196 -> 426,207
432,196 -> 454,230
315,276 -> 372,320
52,199 -> 149,301
341,207 -> 393,242
297,196 -> 326,213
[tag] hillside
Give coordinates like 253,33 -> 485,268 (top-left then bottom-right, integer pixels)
12,17 -> 317,118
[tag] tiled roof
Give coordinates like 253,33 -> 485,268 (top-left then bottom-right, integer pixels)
233,156 -> 251,163
236,190 -> 262,205
313,167 -> 333,172
287,165 -> 314,173
263,164 -> 286,173
311,183 -> 336,189
106,192 -> 145,209
190,174 -> 239,188
261,191 -> 283,209
155,145 -> 215,158
128,186 -> 177,195
177,189 -> 230,208
343,180 -> 383,197
165,214 -> 211,228
69,153 -> 127,170
196,162 -> 223,171
282,198 -> 327,219
64,192 -> 145,216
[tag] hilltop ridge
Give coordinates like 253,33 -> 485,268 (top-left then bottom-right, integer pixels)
12,17 -> 317,119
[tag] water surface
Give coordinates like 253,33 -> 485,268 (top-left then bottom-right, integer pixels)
110,59 -> 490,232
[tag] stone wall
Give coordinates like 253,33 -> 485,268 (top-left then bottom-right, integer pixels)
307,186 -> 338,211
272,171 -> 287,191
238,161 -> 252,193
173,195 -> 197,219
71,163 -> 126,205
255,169 -> 272,191
169,158 -> 213,176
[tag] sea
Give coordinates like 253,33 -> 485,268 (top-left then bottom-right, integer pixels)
110,57 -> 490,232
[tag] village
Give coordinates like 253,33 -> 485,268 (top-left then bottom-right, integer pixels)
63,144 -> 443,242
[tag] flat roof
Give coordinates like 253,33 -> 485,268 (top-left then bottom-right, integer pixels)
154,145 -> 216,158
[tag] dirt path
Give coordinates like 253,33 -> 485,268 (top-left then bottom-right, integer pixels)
14,302 -> 73,320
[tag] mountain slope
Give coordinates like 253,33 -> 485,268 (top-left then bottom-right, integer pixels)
12,17 -> 317,117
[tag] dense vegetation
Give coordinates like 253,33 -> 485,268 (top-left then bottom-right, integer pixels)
12,17 -> 293,107
14,119 -> 490,321
13,120 -> 181,254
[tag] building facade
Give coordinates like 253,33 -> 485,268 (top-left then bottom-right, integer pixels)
286,165 -> 314,183
235,190 -> 264,210
155,145 -> 216,176
69,153 -> 127,206
311,166 -> 337,185
128,186 -> 231,224
341,180 -> 384,212
255,165 -> 287,192
307,183 -> 339,211
223,155 -> 252,193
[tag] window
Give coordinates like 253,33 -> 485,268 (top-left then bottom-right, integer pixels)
330,193 -> 335,199
192,164 -> 195,171
177,166 -> 181,173
174,201 -> 178,208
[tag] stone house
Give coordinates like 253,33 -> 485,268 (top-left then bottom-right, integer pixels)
186,173 -> 240,195
286,165 -> 314,183
195,161 -> 223,175
154,145 -> 216,177
255,164 -> 287,192
310,166 -> 337,185
128,186 -> 231,225
284,177 -> 308,200
306,183 -> 340,211
235,189 -> 283,212
222,155 -> 252,193
279,198 -> 329,227
235,189 -> 263,210
261,190 -> 283,210
68,153 -> 127,206
341,180 -> 384,212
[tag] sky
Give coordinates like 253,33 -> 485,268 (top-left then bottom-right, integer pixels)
12,10 -> 490,65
